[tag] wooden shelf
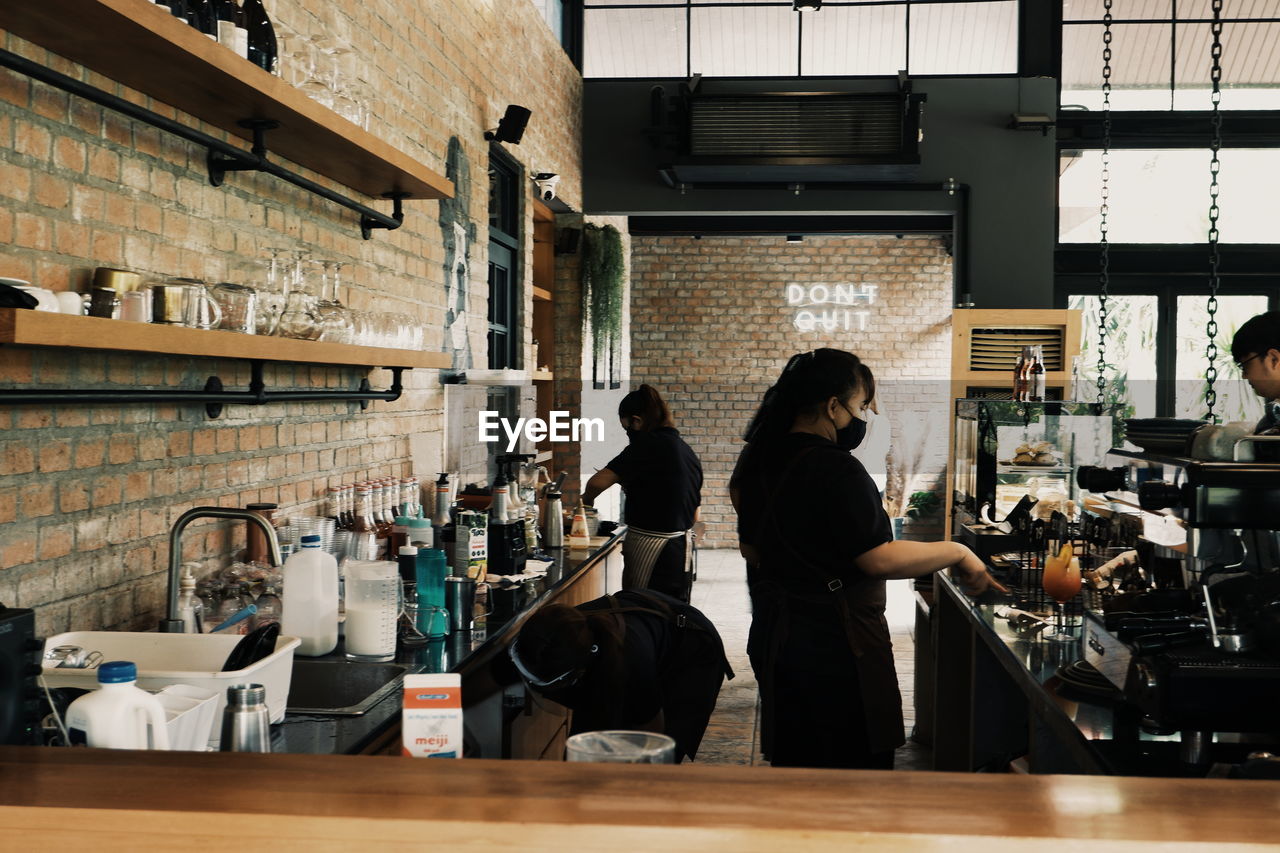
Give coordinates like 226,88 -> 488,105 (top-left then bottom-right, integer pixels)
531,369 -> 554,381
532,286 -> 552,303
0,309 -> 449,369
0,0 -> 453,200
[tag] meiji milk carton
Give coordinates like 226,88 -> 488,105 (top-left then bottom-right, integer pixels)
402,673 -> 463,758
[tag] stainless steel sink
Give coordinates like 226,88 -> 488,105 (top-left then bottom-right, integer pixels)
286,660 -> 409,715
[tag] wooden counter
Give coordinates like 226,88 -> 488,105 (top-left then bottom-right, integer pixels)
2,746 -> 1279,850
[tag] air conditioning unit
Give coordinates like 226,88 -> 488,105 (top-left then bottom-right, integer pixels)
660,91 -> 925,185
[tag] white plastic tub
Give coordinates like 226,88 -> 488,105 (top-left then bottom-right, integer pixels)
42,632 -> 299,739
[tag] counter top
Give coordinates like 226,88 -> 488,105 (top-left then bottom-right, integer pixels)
272,532 -> 625,755
4,746 -> 1280,850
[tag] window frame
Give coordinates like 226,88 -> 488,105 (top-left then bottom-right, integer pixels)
1054,258 -> 1280,416
580,0 -> 1023,80
487,148 -> 523,371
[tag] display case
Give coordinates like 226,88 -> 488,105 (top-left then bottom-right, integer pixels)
952,400 -> 1116,526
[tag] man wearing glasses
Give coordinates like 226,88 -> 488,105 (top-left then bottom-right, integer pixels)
1231,310 -> 1280,436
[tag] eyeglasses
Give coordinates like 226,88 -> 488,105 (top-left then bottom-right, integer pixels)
508,638 -> 595,689
1236,353 -> 1262,372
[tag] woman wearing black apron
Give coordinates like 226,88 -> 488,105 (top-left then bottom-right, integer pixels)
731,349 -> 1004,769
509,589 -> 733,763
583,385 -> 703,603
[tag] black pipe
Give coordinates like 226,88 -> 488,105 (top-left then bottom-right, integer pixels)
0,389 -> 400,405
0,366 -> 404,413
954,184 -> 971,308
0,47 -> 402,234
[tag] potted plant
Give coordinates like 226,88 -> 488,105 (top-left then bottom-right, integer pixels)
581,223 -> 624,387
884,415 -> 932,540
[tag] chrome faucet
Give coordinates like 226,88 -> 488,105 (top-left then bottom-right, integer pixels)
160,506 -> 282,633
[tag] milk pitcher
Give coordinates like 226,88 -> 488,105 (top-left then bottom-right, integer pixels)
344,560 -> 402,662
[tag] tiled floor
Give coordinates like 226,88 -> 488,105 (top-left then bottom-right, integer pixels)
690,549 -> 932,770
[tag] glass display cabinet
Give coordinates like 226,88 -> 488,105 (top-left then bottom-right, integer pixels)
952,399 -> 1116,527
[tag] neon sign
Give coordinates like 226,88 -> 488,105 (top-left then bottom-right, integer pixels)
786,283 -> 878,332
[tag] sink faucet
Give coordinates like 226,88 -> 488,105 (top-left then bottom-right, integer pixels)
161,506 -> 282,633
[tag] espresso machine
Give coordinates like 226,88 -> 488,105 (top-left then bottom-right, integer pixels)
1076,448 -> 1280,762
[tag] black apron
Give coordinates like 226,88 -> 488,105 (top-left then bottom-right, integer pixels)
747,446 -> 904,763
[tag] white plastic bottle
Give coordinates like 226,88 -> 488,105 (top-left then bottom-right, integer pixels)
65,661 -> 171,750
281,532 -> 339,656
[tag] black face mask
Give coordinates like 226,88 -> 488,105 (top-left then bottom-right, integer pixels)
834,403 -> 867,451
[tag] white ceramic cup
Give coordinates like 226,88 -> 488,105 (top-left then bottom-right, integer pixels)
55,291 -> 85,315
9,285 -> 60,312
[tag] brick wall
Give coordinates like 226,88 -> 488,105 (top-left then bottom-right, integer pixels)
629,235 -> 953,548
0,0 -> 583,635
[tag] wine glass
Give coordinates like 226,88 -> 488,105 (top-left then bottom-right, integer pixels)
1042,543 -> 1081,645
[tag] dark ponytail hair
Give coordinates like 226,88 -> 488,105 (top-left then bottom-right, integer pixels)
741,348 -> 875,446
618,383 -> 675,431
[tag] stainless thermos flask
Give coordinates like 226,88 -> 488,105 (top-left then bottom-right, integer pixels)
220,683 -> 271,752
543,486 -> 564,548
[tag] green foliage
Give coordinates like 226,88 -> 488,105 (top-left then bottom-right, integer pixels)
905,490 -> 940,518
581,224 -> 625,364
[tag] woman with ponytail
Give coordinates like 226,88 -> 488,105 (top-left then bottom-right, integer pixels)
583,384 -> 703,603
731,349 -> 1004,769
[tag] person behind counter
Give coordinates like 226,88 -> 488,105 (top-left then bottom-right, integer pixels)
1231,310 -> 1280,434
731,348 -> 1005,770
582,385 -> 703,603
508,589 -> 733,763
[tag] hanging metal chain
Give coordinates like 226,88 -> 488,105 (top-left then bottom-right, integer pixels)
1096,0 -> 1114,410
1204,0 -> 1224,422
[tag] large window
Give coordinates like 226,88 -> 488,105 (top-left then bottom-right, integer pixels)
1066,289 -> 1274,421
1062,1 -> 1280,111
1059,148 -> 1280,244
584,0 -> 1018,79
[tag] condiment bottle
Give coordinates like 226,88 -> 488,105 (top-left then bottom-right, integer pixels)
568,501 -> 590,550
177,565 -> 203,634
1028,345 -> 1047,402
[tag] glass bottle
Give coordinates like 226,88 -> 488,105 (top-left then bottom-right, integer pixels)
353,481 -> 381,560
324,485 -> 342,525
242,0 -> 278,73
253,583 -> 283,629
1028,345 -> 1047,402
1013,346 -> 1030,402
375,480 -> 395,549
216,582 -> 252,635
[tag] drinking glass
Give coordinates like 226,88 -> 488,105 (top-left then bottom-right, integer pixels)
276,290 -> 320,340
314,261 -> 353,344
1042,544 -> 1081,645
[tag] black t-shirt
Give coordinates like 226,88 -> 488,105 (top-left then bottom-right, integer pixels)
734,432 -> 892,595
604,427 -> 702,531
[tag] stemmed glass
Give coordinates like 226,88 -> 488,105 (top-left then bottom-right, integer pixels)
1042,543 -> 1081,645
275,252 -> 320,340
254,247 -> 290,336
314,260 -> 353,344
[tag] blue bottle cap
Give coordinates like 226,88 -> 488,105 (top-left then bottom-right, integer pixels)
300,534 -> 322,547
97,661 -> 137,684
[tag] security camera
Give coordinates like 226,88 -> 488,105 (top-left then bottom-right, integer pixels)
532,172 -> 560,202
